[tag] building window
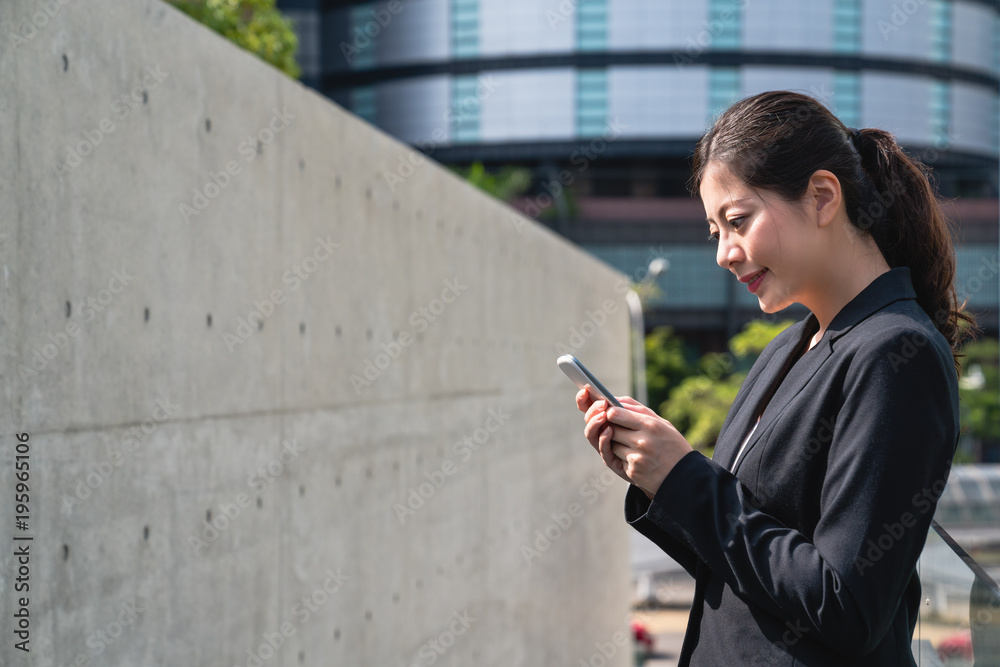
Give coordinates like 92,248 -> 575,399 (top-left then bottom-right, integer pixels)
832,0 -> 862,54
352,86 -> 377,125
576,69 -> 608,137
991,95 -> 999,155
451,76 -> 480,143
929,0 -> 951,63
708,68 -> 740,122
930,80 -> 950,149
708,0 -> 742,50
577,0 -> 608,52
833,72 -> 861,128
349,4 -> 377,70
451,0 -> 479,58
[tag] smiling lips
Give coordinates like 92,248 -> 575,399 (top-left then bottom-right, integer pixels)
740,269 -> 768,294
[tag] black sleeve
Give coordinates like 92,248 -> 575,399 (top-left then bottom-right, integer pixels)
624,483 -> 700,578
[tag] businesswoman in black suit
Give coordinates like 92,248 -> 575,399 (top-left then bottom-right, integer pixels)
576,91 -> 975,665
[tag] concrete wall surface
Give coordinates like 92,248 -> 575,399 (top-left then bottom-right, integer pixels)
0,1 -> 635,666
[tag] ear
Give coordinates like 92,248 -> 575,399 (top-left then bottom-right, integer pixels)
806,170 -> 842,228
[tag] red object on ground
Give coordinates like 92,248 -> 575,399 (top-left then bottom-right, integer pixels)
937,629 -> 973,661
632,620 -> 655,652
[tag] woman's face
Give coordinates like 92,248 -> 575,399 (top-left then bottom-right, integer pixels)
700,162 -> 824,314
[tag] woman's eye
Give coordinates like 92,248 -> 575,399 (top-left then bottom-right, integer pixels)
707,231 -> 719,242
728,216 -> 746,230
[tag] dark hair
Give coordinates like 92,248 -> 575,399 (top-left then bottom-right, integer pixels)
690,90 -> 975,372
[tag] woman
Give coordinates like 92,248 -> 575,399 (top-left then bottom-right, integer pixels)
576,91 -> 974,665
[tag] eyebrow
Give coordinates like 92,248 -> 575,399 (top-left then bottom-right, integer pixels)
706,198 -> 752,225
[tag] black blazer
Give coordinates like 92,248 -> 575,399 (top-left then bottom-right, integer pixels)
625,267 -> 960,666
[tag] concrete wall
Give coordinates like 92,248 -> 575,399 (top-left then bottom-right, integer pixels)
0,1 -> 634,665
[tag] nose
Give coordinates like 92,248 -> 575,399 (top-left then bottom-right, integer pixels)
716,234 -> 744,269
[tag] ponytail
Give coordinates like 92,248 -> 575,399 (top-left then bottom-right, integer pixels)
690,91 -> 976,372
850,128 -> 976,371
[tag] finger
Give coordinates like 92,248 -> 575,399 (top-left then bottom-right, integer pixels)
584,399 -> 607,422
618,396 -> 658,417
606,405 -> 645,429
599,425 -> 616,469
575,386 -> 594,412
583,412 -> 607,447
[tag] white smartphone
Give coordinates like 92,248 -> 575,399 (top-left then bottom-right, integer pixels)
556,354 -> 623,408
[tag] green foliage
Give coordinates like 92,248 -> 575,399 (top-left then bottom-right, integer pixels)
169,0 -> 301,79
451,162 -> 532,202
729,319 -> 795,358
644,327 -> 696,413
958,338 -> 1000,445
646,319 -> 792,454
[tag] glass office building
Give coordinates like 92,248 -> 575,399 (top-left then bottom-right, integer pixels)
279,0 -> 999,341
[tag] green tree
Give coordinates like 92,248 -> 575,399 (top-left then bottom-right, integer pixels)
958,338 -> 1000,458
169,0 -> 301,79
648,319 -> 793,455
451,162 -> 532,202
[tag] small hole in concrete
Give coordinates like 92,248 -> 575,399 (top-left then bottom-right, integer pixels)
335,175 -> 341,188
365,610 -> 372,621
365,329 -> 373,340
62,54 -> 68,71
298,651 -> 305,663
63,544 -> 69,560
143,526 -> 149,540
365,188 -> 371,199
365,468 -> 372,479
334,476 -> 341,487
205,118 -> 211,132
257,497 -> 263,509
142,90 -> 148,105
207,314 -> 212,328
206,509 -> 212,522
66,301 -> 71,317
299,484 -> 305,496
299,159 -> 305,171
257,319 -> 263,331
392,200 -> 399,211
256,140 -> 263,155
335,325 -> 342,336
299,322 -> 305,335
144,307 -> 150,322
392,460 -> 399,471
392,593 -> 399,603
334,629 -> 341,640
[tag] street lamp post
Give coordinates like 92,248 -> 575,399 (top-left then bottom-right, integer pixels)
626,258 -> 669,405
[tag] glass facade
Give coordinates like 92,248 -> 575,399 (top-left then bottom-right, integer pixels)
930,0 -> 952,63
451,0 -> 479,58
708,68 -> 740,122
833,72 -> 861,128
450,75 -> 481,143
351,86 -> 377,124
708,0 -> 742,49
576,69 -> 608,137
833,0 -> 862,54
930,79 -> 951,148
577,0 -> 608,51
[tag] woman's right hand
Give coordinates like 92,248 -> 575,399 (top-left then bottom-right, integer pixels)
576,386 -> 630,484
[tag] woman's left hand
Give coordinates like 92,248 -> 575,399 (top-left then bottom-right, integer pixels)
601,397 -> 695,499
